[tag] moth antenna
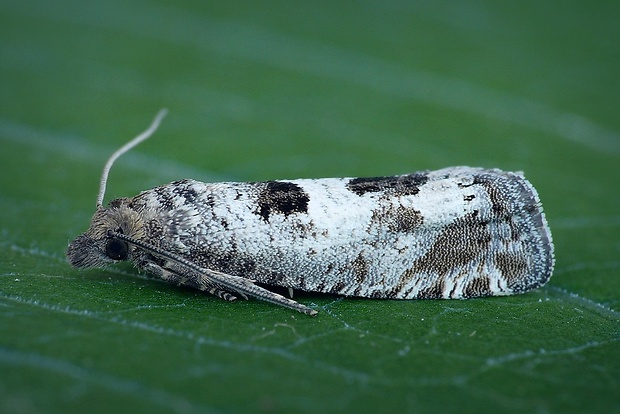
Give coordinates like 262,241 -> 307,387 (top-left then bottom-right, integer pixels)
96,108 -> 169,207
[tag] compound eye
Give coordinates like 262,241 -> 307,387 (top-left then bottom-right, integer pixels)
105,238 -> 129,261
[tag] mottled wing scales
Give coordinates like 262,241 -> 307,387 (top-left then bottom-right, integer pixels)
128,167 -> 553,303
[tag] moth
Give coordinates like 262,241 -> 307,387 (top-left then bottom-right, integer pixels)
67,110 -> 555,316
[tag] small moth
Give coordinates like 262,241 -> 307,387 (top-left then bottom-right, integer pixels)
67,110 -> 554,316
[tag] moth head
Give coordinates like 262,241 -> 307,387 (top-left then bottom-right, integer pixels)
66,199 -> 144,268
67,109 -> 167,269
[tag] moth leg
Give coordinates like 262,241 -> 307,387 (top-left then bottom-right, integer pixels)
193,268 -> 318,316
141,259 -> 317,316
114,231 -> 316,315
142,262 -> 239,302
143,262 -> 187,284
208,288 -> 237,302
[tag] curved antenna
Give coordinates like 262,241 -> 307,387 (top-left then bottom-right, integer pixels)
96,109 -> 168,207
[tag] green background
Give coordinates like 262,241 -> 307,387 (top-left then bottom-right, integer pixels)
1,1 -> 619,413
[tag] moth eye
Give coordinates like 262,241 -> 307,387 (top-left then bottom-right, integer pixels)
105,238 -> 129,261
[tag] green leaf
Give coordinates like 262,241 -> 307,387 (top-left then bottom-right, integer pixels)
1,1 -> 619,413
